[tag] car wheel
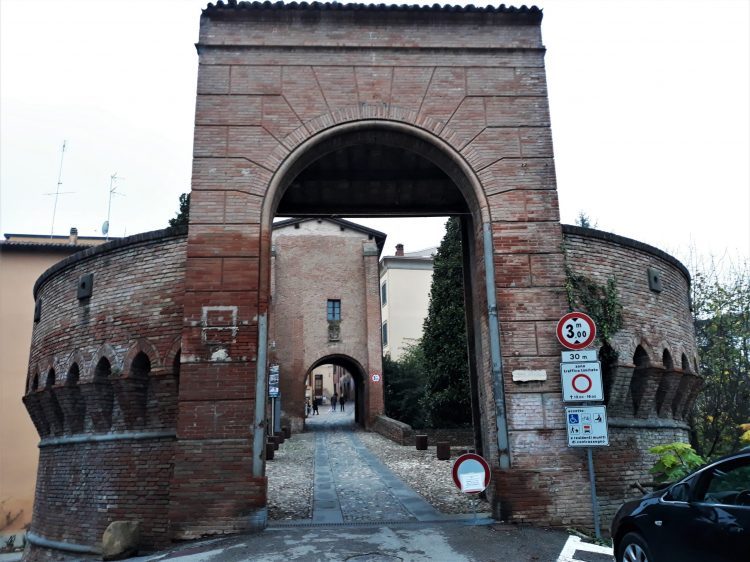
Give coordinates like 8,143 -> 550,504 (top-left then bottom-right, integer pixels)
617,532 -> 653,562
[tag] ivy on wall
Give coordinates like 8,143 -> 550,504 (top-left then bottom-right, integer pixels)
564,265 -> 624,364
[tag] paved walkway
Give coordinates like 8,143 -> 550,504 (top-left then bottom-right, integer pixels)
304,410 -> 446,525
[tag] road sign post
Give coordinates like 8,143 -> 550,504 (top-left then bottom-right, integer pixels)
566,405 -> 608,539
268,364 -> 280,438
452,453 -> 491,525
558,312 -> 605,539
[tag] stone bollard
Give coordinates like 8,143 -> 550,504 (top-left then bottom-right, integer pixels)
266,441 -> 275,460
436,442 -> 450,460
282,426 -> 291,439
415,434 -> 428,450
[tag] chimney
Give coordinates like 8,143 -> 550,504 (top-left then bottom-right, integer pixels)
69,227 -> 78,245
395,243 -> 404,256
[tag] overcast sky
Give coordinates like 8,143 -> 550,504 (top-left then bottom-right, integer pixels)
1,0 -> 748,264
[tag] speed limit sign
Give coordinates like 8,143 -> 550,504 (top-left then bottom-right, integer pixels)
556,312 -> 597,350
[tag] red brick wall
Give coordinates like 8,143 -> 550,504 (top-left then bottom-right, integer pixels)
25,229 -> 185,557
563,226 -> 697,527
494,227 -> 697,531
563,226 -> 697,366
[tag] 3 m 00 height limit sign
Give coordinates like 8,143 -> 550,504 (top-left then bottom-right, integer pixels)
556,312 -> 596,350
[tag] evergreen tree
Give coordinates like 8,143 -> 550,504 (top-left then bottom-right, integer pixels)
419,217 -> 472,427
169,192 -> 190,227
383,345 -> 428,428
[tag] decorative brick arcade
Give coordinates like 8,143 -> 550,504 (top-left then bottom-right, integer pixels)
22,3 -> 700,560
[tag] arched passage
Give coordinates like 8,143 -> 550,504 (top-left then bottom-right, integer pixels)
174,4 -> 567,537
306,354 -> 368,425
258,119 -> 505,467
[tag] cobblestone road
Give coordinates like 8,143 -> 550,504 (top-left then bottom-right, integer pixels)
267,409 -> 489,524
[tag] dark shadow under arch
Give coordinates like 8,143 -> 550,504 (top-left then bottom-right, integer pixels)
266,122 -> 487,222
630,346 -> 651,415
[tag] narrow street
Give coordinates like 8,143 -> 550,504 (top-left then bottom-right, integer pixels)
307,411 -> 444,524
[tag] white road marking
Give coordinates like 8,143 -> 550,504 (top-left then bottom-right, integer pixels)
557,535 -> 614,562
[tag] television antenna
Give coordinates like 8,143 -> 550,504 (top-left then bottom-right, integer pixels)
104,172 -> 125,240
44,140 -> 75,237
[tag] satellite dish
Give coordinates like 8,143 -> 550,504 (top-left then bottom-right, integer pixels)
102,221 -> 109,236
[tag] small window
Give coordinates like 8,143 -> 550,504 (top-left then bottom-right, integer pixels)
381,282 -> 387,306
327,299 -> 341,321
382,321 -> 388,346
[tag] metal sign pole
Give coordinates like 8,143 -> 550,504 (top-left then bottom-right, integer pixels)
587,447 -> 601,539
271,398 -> 276,435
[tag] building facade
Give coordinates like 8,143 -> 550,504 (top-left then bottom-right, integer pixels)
20,3 -> 700,559
379,244 -> 436,360
0,230 -> 106,535
269,217 -> 385,430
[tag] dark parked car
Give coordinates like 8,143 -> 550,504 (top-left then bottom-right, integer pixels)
611,450 -> 750,562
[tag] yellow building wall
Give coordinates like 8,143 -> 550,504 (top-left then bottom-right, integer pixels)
0,251 -> 76,531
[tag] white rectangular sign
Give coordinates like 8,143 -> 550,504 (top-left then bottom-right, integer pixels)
560,362 -> 603,402
459,472 -> 486,493
561,350 -> 598,363
565,406 -> 609,447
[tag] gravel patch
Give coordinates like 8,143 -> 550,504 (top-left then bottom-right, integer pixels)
266,432 -> 315,520
266,427 -> 489,521
356,430 -> 490,515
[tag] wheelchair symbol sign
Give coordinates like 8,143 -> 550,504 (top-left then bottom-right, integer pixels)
568,414 -> 580,424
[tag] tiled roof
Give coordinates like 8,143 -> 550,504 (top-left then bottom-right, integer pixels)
273,217 -> 387,254
203,1 -> 542,21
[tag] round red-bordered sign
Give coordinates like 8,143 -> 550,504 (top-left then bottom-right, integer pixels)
452,453 -> 491,494
556,312 -> 597,350
571,373 -> 593,393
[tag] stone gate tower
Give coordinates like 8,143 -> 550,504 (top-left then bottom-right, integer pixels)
179,0 -> 560,537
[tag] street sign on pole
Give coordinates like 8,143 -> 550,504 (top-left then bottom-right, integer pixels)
452,453 -> 491,494
268,364 -> 280,398
556,312 -> 597,350
565,406 -> 609,447
561,362 -> 603,402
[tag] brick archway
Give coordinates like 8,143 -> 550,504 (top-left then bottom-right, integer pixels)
306,354 -> 369,425
176,2 -> 564,539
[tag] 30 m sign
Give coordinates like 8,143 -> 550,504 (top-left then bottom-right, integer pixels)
556,312 -> 597,350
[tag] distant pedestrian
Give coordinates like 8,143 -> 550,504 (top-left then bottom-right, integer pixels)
330,392 -> 338,413
312,397 -> 319,415
306,400 -> 311,416
339,394 -> 346,412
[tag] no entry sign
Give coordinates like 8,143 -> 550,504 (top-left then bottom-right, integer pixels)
556,312 -> 596,350
452,453 -> 491,494
561,362 -> 603,402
